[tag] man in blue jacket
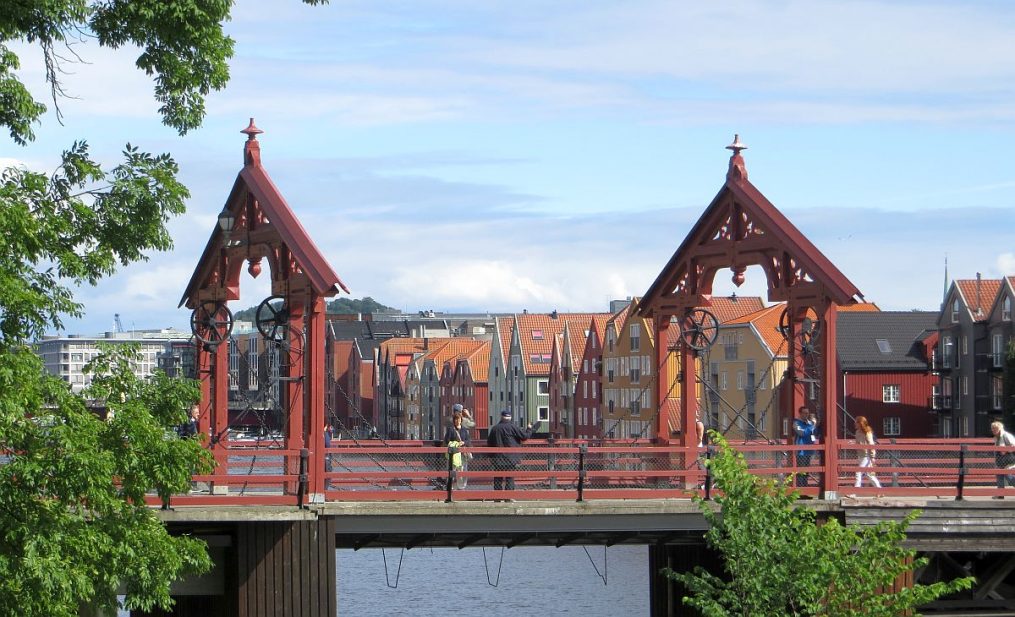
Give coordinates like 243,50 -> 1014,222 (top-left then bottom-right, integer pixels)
793,405 -> 816,486
486,410 -> 536,494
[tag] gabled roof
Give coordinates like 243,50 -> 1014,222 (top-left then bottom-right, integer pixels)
180,124 -> 347,307
514,312 -> 607,375
727,304 -> 788,356
837,311 -> 938,370
460,342 -> 491,383
424,338 -> 485,370
706,296 -> 765,323
988,276 -> 1015,318
638,141 -> 862,318
955,278 -> 1002,323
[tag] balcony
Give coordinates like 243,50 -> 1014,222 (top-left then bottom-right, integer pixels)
931,395 -> 952,410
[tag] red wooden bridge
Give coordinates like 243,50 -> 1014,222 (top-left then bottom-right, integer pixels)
149,126 -> 1015,617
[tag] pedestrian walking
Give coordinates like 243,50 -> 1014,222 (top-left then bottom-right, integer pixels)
992,420 -> 1015,498
853,415 -> 882,491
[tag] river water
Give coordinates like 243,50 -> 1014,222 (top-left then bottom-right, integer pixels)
337,545 -> 650,616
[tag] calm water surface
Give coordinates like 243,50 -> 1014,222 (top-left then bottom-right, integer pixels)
338,545 -> 649,616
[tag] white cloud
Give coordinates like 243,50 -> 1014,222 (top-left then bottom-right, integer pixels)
997,253 -> 1015,275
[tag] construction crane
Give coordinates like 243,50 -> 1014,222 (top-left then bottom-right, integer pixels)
114,313 -> 125,333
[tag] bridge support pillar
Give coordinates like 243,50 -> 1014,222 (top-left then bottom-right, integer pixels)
138,519 -> 336,617
648,543 -> 722,617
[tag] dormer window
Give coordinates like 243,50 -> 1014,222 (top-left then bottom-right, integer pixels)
531,329 -> 544,340
876,339 -> 891,354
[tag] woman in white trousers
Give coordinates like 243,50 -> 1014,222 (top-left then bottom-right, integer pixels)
854,415 -> 881,489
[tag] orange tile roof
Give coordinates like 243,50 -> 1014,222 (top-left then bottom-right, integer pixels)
462,342 -> 491,383
727,304 -> 788,356
515,312 -> 609,375
956,278 -> 1002,322
706,296 -> 765,323
839,302 -> 880,312
424,338 -> 485,368
495,317 -> 515,366
562,321 -> 592,367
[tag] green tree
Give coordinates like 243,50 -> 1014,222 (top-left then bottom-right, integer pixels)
664,434 -> 973,617
0,1 -> 325,614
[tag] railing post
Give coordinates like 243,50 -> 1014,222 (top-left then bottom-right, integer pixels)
445,444 -> 457,503
704,445 -> 713,501
297,448 -> 309,509
548,436 -> 557,490
956,445 -> 966,501
576,444 -> 587,503
890,438 -> 900,487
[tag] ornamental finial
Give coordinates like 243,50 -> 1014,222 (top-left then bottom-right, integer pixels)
725,134 -> 748,182
241,118 -> 264,141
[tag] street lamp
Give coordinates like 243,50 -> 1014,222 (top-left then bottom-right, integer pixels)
217,206 -> 235,241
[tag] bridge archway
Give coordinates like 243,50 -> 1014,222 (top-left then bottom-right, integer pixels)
179,119 -> 348,499
636,136 -> 863,495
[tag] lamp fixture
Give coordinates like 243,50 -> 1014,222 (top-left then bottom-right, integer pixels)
217,206 -> 235,239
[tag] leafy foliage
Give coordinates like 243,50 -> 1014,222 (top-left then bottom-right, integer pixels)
0,1 -> 329,613
0,346 -> 213,616
326,295 -> 395,315
663,434 -> 974,617
233,296 -> 395,322
0,0 -> 329,139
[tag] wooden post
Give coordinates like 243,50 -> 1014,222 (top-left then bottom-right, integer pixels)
655,315 -> 670,444
307,293 -> 327,501
822,301 -> 839,498
212,339 -> 230,494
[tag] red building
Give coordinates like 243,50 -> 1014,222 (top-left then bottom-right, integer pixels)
443,343 -> 492,436
573,314 -> 611,440
837,311 -> 939,439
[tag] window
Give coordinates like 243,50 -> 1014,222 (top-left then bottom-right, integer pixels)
931,384 -> 941,409
630,356 -> 640,383
876,339 -> 891,354
883,384 -> 900,403
992,375 -> 1004,409
943,337 -> 953,369
630,323 -> 640,351
1005,297 -> 1013,322
724,333 -> 738,360
962,336 -> 968,355
630,400 -> 641,416
963,376 -> 968,396
737,371 -> 744,390
993,334 -> 1004,368
531,329 -> 544,340
538,406 -> 549,421
720,372 -> 728,391
883,417 -> 901,436
951,298 -> 960,323
538,380 -> 549,395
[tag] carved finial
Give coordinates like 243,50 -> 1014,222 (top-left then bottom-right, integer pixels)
726,134 -> 747,156
241,118 -> 263,166
241,118 -> 264,141
725,133 -> 748,182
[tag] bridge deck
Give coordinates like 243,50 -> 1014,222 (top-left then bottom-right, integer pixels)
157,497 -> 1015,550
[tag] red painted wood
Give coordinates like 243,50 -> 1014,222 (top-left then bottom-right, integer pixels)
841,372 -> 937,438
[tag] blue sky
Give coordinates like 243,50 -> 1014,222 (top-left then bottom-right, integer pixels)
7,0 -> 1015,334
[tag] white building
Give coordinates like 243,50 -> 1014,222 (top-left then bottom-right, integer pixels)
36,328 -> 192,393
